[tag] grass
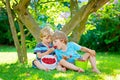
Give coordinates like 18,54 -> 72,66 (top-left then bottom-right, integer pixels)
0,45 -> 33,52
0,46 -> 120,80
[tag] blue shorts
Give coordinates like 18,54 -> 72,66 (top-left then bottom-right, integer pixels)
32,59 -> 41,68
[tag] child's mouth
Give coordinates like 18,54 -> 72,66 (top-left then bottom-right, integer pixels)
53,46 -> 57,49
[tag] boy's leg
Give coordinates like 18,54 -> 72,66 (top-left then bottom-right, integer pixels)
33,60 -> 49,71
56,63 -> 66,72
59,59 -> 84,72
82,53 -> 100,73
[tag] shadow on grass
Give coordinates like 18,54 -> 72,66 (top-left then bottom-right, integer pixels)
0,53 -> 120,80
0,62 -> 104,80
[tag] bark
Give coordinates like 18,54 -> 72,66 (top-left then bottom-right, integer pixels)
69,0 -> 80,42
70,0 -> 78,17
14,0 -> 41,43
18,20 -> 28,63
6,0 -> 23,63
70,16 -> 88,42
62,0 -> 109,42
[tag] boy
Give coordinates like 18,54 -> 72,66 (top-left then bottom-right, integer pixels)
52,30 -> 100,73
32,27 -> 66,72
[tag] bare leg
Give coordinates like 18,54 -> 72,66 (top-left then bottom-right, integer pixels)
34,60 -> 49,71
82,53 -> 100,73
56,63 -> 66,72
59,59 -> 84,72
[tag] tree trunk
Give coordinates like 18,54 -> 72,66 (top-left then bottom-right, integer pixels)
70,0 -> 78,17
69,0 -> 80,42
6,0 -> 23,63
18,20 -> 28,63
70,15 -> 89,42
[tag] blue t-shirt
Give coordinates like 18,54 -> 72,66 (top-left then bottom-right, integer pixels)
55,42 -> 82,63
34,42 -> 55,60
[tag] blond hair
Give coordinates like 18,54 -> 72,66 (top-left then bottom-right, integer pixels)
52,30 -> 68,44
40,26 -> 54,39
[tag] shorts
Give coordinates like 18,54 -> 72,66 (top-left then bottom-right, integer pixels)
77,57 -> 85,61
32,59 -> 41,68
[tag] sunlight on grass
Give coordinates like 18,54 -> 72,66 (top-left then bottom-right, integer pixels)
0,52 -> 17,64
0,52 -> 120,80
104,74 -> 120,80
114,69 -> 120,73
19,73 -> 44,80
98,73 -> 120,80
0,52 -> 35,64
53,72 -> 74,79
76,75 -> 89,80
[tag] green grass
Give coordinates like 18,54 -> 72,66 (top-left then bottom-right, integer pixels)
0,45 -> 33,52
0,46 -> 120,80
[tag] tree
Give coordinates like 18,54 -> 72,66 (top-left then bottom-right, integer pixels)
2,0 -> 109,63
13,0 -> 109,43
5,0 -> 27,63
62,0 -> 109,42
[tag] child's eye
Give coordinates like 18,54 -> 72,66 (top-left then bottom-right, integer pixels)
46,36 -> 51,39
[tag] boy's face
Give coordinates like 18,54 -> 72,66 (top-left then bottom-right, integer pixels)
42,35 -> 52,44
53,39 -> 63,50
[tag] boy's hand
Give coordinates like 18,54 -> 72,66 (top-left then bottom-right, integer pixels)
62,55 -> 69,60
37,52 -> 43,58
47,48 -> 54,54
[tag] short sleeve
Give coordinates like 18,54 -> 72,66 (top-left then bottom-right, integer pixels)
34,43 -> 48,54
69,42 -> 81,51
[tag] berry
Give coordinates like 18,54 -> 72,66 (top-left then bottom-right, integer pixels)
53,46 -> 57,49
42,57 -> 56,64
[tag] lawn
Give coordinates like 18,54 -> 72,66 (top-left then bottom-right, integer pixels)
0,46 -> 120,80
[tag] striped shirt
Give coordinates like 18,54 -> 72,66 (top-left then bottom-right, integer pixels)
34,43 -> 55,59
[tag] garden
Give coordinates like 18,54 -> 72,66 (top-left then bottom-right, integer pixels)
0,0 -> 120,80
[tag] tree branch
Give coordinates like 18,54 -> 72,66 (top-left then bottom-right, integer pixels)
19,0 -> 30,9
62,0 -> 109,35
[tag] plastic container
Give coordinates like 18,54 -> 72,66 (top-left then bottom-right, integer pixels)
41,55 -> 57,70
75,60 -> 88,70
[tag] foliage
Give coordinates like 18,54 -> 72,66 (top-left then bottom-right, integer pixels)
26,39 -> 37,49
79,2 -> 120,52
29,1 -> 70,29
0,7 -> 14,45
0,52 -> 120,80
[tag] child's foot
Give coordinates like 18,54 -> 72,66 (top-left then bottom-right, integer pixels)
78,68 -> 84,73
57,67 -> 66,72
44,68 -> 50,72
92,69 -> 101,74
61,67 -> 66,72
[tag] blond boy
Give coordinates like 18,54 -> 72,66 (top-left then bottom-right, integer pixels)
52,30 -> 100,73
32,27 -> 66,72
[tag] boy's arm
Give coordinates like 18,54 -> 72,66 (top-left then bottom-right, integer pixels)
80,46 -> 96,56
37,48 -> 55,58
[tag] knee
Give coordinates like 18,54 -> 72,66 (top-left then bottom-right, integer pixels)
59,59 -> 66,63
33,59 -> 39,65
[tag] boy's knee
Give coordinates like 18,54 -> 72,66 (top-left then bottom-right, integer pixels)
33,59 -> 39,65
